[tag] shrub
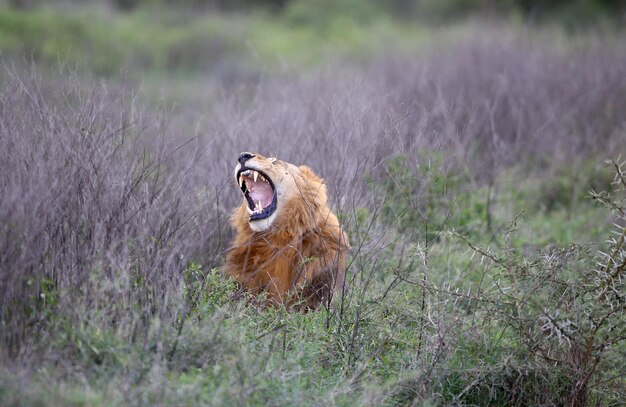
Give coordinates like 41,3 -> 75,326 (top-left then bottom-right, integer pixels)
0,68 -> 223,356
381,160 -> 626,405
378,152 -> 486,239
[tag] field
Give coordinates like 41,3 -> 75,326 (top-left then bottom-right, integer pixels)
1,2 -> 625,406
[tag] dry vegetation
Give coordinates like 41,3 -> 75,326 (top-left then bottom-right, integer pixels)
1,19 -> 625,406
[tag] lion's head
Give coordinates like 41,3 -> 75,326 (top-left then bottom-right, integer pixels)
234,151 -> 326,233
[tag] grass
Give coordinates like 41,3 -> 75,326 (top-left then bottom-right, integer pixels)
4,3 -> 616,78
0,5 -> 434,76
0,6 -> 253,76
5,206 -> 624,406
1,4 -> 626,406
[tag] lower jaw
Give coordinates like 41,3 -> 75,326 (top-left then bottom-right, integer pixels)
248,211 -> 277,232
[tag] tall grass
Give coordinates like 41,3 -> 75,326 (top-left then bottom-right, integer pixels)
1,31 -> 625,404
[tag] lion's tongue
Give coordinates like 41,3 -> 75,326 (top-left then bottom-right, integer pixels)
248,181 -> 273,208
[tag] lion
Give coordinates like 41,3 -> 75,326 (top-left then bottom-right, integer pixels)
224,152 -> 349,309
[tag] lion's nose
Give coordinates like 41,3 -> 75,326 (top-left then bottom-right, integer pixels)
238,152 -> 255,165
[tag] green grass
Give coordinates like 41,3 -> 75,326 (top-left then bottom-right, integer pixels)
2,167 -> 623,405
2,3 -> 537,79
1,3 -> 617,84
0,5 -> 431,77
0,6 -> 252,76
0,136 -> 622,405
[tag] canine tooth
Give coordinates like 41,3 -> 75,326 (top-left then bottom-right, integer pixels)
253,171 -> 258,183
238,176 -> 243,188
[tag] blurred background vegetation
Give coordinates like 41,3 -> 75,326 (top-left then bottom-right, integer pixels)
1,0 -> 624,77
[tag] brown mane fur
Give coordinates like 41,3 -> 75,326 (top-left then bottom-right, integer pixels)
224,157 -> 349,309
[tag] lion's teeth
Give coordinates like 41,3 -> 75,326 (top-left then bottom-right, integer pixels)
255,201 -> 262,213
238,176 -> 243,188
253,171 -> 258,183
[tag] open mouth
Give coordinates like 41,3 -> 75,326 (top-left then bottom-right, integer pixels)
236,167 -> 277,221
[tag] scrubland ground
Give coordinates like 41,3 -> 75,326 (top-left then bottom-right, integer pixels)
0,3 -> 625,406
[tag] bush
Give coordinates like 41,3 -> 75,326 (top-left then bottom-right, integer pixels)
0,68 -> 223,355
377,160 -> 626,405
378,152 -> 486,239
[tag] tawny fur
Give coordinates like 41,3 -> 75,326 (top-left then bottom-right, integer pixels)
224,154 -> 349,309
